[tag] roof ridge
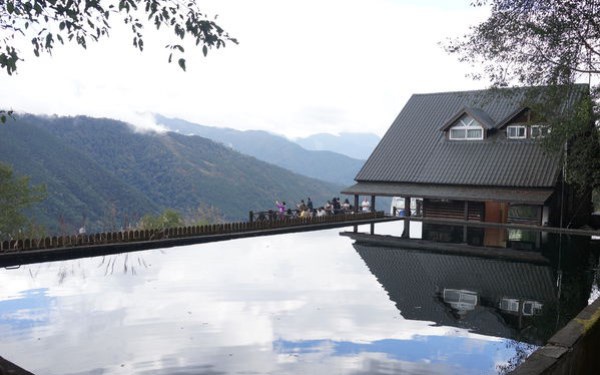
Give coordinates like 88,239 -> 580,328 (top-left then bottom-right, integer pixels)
411,83 -> 590,97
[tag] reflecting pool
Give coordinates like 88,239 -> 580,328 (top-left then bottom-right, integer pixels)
0,222 -> 598,374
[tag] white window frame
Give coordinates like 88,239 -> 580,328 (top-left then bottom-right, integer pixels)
522,300 -> 543,316
448,115 -> 484,141
507,125 -> 527,139
499,298 -> 520,312
443,289 -> 478,311
531,124 -> 550,139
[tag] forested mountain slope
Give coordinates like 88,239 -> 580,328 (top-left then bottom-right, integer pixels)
0,115 -> 343,234
155,115 -> 364,186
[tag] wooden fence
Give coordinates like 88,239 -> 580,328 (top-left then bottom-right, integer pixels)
0,211 -> 384,254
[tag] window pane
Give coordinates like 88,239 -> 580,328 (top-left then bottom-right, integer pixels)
508,126 -> 526,138
450,129 -> 465,139
459,115 -> 473,127
532,126 -> 549,138
444,290 -> 460,302
467,129 -> 482,138
462,294 -> 477,304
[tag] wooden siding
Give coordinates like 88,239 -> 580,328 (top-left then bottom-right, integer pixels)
423,199 -> 484,221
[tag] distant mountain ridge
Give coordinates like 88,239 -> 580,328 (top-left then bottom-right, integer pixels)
155,115 -> 365,187
295,132 -> 381,160
0,115 -> 344,234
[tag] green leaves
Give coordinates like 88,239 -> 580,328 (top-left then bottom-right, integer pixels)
138,209 -> 184,230
6,1 -> 15,14
0,162 -> 46,240
0,110 -> 14,124
447,0 -> 600,191
0,47 -> 19,75
1,0 -> 237,75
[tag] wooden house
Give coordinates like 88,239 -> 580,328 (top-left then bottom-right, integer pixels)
343,86 -> 591,245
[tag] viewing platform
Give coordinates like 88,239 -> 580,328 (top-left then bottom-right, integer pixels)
0,211 -> 393,267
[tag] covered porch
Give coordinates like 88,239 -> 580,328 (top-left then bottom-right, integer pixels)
342,182 -> 554,247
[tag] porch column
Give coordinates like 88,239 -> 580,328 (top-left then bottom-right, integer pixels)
402,196 -> 411,238
537,204 -> 544,249
354,194 -> 359,213
371,195 -> 376,213
463,201 -> 469,243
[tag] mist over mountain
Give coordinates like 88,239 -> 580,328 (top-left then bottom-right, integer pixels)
0,115 -> 344,234
155,115 -> 364,187
295,132 -> 381,160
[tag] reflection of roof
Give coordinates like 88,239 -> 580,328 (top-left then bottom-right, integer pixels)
353,86 -> 587,188
342,182 -> 554,205
353,242 -> 557,341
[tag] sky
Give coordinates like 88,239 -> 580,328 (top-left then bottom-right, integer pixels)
1,0 -> 490,139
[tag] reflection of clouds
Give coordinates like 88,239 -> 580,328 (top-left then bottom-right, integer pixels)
0,228 -> 513,374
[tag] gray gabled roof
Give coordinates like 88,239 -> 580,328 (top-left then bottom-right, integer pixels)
355,86 -> 588,188
440,106 -> 496,131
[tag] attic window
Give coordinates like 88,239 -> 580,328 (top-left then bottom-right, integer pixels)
507,125 -> 526,139
531,125 -> 550,139
448,115 -> 484,140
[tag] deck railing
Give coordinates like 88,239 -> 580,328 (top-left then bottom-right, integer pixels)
0,211 -> 384,253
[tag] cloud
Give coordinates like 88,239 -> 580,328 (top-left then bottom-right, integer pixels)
0,0 -> 489,138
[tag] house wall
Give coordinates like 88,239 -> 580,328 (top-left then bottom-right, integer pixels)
423,199 -> 484,221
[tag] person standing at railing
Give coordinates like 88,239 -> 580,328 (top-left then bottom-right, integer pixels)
297,200 -> 307,211
275,201 -> 286,218
342,199 -> 351,213
361,198 -> 371,212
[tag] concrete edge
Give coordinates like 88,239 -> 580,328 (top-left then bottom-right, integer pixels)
510,297 -> 600,374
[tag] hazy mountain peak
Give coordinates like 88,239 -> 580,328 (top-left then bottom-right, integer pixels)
294,132 -> 380,160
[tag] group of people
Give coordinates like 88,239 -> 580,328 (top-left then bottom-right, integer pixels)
269,197 -> 367,220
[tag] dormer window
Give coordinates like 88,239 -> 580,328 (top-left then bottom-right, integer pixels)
448,115 -> 484,140
531,125 -> 550,139
507,125 -> 526,139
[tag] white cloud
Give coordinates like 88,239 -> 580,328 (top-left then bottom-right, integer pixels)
0,0 -> 489,138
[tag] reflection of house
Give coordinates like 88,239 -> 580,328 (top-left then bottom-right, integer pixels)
343,86 -> 591,239
353,241 -> 558,344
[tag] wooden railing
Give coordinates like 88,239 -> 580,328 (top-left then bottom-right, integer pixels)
0,211 -> 384,253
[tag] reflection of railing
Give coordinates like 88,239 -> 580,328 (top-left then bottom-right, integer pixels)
0,211 -> 384,254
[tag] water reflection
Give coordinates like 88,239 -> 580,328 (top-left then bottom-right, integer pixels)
355,221 -> 600,372
0,224 -> 597,374
353,241 -> 557,344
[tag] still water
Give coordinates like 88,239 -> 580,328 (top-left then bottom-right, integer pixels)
0,222 -> 598,374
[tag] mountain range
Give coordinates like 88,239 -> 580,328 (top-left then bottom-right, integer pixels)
0,115 -> 347,234
295,132 -> 381,160
154,115 -> 373,187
